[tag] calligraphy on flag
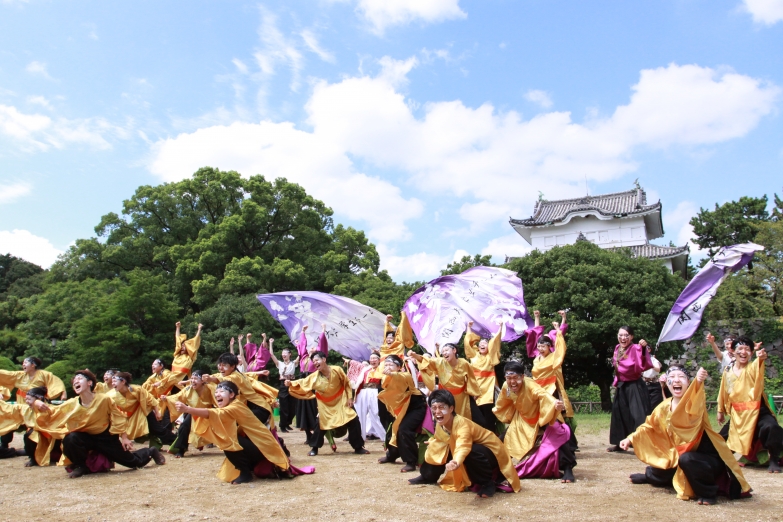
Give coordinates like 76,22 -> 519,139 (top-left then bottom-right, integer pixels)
257,291 -> 386,361
658,243 -> 764,344
403,266 -> 534,354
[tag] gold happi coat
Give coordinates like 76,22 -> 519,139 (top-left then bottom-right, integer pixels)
717,358 -> 769,455
288,366 -> 357,430
0,369 -> 66,403
531,330 -> 573,417
107,386 -> 159,440
378,372 -> 422,447
381,312 -> 414,359
418,357 -> 480,420
629,379 -> 751,500
424,415 -> 521,493
159,384 -> 217,447
1,401 -> 62,466
142,369 -> 176,400
493,379 -> 560,459
464,327 -> 502,406
94,382 -> 112,395
169,333 -> 200,382
213,371 -> 278,428
194,400 -> 289,483
0,385 -> 10,401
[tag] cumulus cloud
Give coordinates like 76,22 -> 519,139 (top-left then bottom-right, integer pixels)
0,104 -> 119,151
0,229 -> 63,268
742,0 -> 783,25
376,244 -> 469,281
481,233 -> 534,262
25,61 -> 54,80
663,200 -> 703,254
351,0 -> 467,34
524,89 -> 553,109
0,181 -> 31,204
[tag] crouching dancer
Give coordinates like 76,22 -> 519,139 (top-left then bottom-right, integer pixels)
620,366 -> 751,504
408,389 -> 520,498
494,361 -> 576,483
33,370 -> 165,478
179,381 -> 297,484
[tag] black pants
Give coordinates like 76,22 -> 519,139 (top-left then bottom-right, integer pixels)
169,414 -> 192,455
419,444 -> 499,487
224,435 -> 265,477
386,395 -> 427,465
477,403 -> 497,434
278,383 -> 296,429
560,425 -> 578,470
0,431 -> 13,449
312,416 -> 364,451
248,401 -> 271,425
63,429 -> 154,470
21,429 -> 61,466
719,403 -> 783,460
644,435 -> 741,499
147,410 -> 176,445
610,378 -> 652,445
647,381 -> 664,410
378,397 -> 394,434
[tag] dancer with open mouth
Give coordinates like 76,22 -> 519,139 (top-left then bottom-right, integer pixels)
463,321 -> 504,434
158,370 -> 217,458
408,389 -> 520,498
32,369 -> 165,478
717,336 -> 783,474
0,356 -> 67,404
621,365 -> 751,504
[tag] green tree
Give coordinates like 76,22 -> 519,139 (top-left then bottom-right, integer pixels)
440,254 -> 494,276
754,220 -> 783,316
689,196 -> 769,257
505,241 -> 685,409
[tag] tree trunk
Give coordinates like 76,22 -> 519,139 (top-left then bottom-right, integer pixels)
597,378 -> 612,412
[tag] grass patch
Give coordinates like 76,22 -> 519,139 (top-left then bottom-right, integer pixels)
573,412 -> 610,435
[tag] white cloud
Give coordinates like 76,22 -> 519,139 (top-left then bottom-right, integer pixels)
663,200 -> 703,254
376,244 -> 458,281
254,7 -> 304,91
0,104 -> 117,151
232,58 -> 249,74
524,89 -> 553,109
353,0 -> 466,34
27,95 -> 52,109
0,181 -> 31,204
0,229 -> 63,268
742,0 -> 783,25
300,29 -> 335,63
481,233 -> 534,262
25,61 -> 53,80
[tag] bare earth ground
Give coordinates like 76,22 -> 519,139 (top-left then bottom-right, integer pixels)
1,414 -> 782,522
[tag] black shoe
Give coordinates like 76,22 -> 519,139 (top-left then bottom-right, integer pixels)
477,484 -> 495,498
279,428 -> 290,433
408,475 -> 427,485
629,473 -> 648,484
561,467 -> 575,483
698,497 -> 717,505
378,456 -> 397,464
68,466 -> 90,479
354,448 -> 370,455
150,447 -> 166,465
231,471 -> 254,484
308,448 -> 318,456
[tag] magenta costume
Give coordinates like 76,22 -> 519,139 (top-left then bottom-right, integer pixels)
294,330 -> 328,441
609,343 -> 653,445
524,323 -> 568,358
245,342 -> 272,373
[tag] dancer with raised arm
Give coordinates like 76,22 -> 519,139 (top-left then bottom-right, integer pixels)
245,333 -> 272,377
294,325 -> 325,445
408,390 -> 520,497
607,325 -> 653,452
285,335 -> 369,456
464,321 -> 503,433
158,370 -> 217,458
377,354 -> 427,472
344,351 -> 385,441
33,370 -> 164,478
621,366 -> 751,504
109,372 -> 168,444
494,361 -> 576,483
717,336 -> 783,473
707,333 -> 735,373
0,356 -> 66,403
269,339 -> 299,433
202,353 -> 278,427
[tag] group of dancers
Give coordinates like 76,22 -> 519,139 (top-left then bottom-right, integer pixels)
0,312 -> 781,505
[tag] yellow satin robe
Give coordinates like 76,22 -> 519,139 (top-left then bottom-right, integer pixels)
531,330 -> 573,417
381,311 -> 414,359
0,401 -> 61,466
213,370 -> 278,429
378,372 -> 422,447
493,379 -> 560,460
288,366 -> 357,430
159,384 -> 216,447
194,400 -> 289,483
107,386 -> 159,440
0,385 -> 10,401
94,382 -> 112,395
424,415 -> 521,493
717,358 -> 769,456
0,400 -> 32,436
629,379 -> 751,500
142,369 -> 176,400
464,327 -> 502,406
0,369 -> 66,403
418,357 -> 480,420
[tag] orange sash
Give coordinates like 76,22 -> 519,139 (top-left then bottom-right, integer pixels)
171,365 -> 191,375
441,385 -> 466,396
534,376 -> 557,387
675,433 -> 702,456
115,403 -> 140,418
315,385 -> 345,403
732,401 -> 760,412
473,370 -> 495,378
16,390 -> 27,400
521,413 -> 540,426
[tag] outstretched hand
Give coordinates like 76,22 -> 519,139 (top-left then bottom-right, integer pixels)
695,367 -> 708,383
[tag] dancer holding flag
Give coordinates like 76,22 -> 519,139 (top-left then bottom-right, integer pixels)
620,366 -> 751,504
344,351 -> 386,441
464,321 -> 504,433
717,337 -> 783,473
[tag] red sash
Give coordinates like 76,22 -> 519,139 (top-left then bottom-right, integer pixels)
473,370 -> 495,378
732,401 -> 760,412
315,386 -> 345,403
534,376 -> 557,387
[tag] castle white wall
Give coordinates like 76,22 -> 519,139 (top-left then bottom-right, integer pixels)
529,215 -> 648,251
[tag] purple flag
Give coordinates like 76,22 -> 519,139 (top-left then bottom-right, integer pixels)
404,266 -> 534,354
658,243 -> 763,344
256,291 -> 386,361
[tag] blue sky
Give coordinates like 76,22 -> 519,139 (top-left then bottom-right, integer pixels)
0,0 -> 781,281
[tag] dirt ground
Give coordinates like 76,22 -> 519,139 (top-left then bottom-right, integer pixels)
1,420 -> 782,522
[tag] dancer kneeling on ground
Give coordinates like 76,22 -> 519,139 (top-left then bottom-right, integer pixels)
33,370 -> 165,478
159,370 -> 217,458
177,381 -> 294,484
285,350 -> 369,456
621,366 -> 751,504
377,354 -> 427,472
717,337 -> 783,473
494,361 -> 576,483
408,389 -> 521,498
